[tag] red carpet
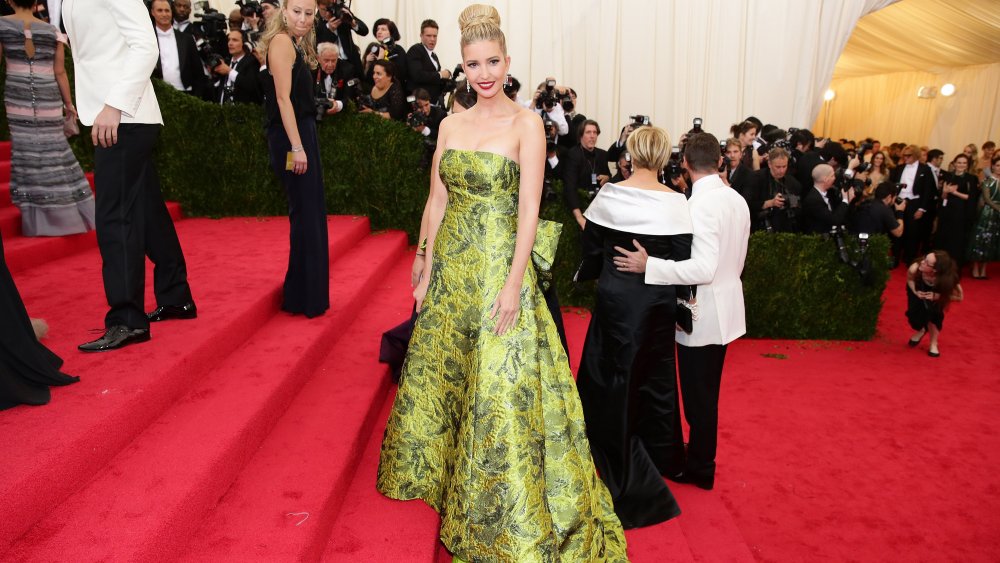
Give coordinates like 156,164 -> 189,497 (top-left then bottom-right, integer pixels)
2,136 -> 999,560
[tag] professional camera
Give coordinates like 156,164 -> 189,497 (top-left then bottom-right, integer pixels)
193,2 -> 228,67
630,114 -> 651,127
852,142 -> 873,174
691,117 -> 703,134
406,95 -> 429,129
830,227 -> 875,285
559,91 -> 574,113
835,168 -> 867,199
236,0 -> 262,18
763,188 -> 801,233
543,119 -> 558,153
440,64 -> 465,102
331,0 -> 352,19
534,79 -> 558,111
892,182 -> 906,205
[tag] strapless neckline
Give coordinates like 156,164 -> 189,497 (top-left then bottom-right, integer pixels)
443,148 -> 520,169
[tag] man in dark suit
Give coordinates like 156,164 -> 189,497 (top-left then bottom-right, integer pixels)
801,163 -> 851,234
210,30 -> 262,105
792,129 -> 823,190
316,2 -> 367,83
315,42 -> 356,116
150,0 -> 208,99
890,143 -> 938,265
562,119 -> 611,230
747,147 -> 802,232
407,19 -> 451,103
407,88 -> 447,141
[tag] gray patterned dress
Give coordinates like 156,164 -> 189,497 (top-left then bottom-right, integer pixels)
0,17 -> 94,236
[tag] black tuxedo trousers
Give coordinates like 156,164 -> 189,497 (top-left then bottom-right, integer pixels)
677,342 -> 728,477
94,124 -> 193,330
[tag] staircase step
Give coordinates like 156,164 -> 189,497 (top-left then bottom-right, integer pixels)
1,202 -> 182,274
179,254 -> 416,562
5,229 -> 409,562
0,140 -> 11,162
0,159 -> 10,184
321,391 -> 443,562
0,216 -> 372,554
0,206 -> 21,237
1,182 -> 10,208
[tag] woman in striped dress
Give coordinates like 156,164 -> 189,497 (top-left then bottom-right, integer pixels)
0,1 -> 94,236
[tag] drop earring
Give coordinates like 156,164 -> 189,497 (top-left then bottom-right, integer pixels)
504,74 -> 512,88
466,81 -> 471,92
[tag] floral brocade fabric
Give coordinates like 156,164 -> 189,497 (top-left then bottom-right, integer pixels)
377,149 -> 629,562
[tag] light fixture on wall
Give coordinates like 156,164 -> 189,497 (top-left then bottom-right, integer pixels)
917,86 -> 938,98
941,83 -> 956,97
824,89 -> 836,101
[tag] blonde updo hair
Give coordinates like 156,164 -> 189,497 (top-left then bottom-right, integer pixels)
627,126 -> 671,172
458,4 -> 506,54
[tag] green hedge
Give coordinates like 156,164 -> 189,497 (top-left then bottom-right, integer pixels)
0,57 -> 890,339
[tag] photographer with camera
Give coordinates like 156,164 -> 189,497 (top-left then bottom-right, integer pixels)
801,164 -> 852,234
890,144 -> 938,266
407,20 -> 451,104
407,88 -> 446,140
210,29 -> 262,105
363,18 -> 408,92
791,128 -> 822,189
852,182 -> 905,237
606,115 -> 649,163
315,42 -> 354,116
562,120 -> 611,229
315,0 -> 367,83
531,78 -> 569,140
747,147 -> 803,233
556,88 -> 586,150
150,0 -> 210,100
359,60 -> 406,121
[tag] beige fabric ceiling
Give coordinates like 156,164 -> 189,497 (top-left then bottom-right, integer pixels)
834,0 -> 1000,79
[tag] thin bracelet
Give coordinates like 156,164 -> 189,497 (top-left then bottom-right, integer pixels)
290,145 -> 304,153
415,252 -> 426,257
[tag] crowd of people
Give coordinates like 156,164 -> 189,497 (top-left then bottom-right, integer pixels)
0,1 -> 993,561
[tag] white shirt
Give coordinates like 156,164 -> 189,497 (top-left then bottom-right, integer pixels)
155,27 -> 185,91
173,19 -> 191,33
814,186 -> 832,210
423,45 -> 439,70
898,162 -> 919,199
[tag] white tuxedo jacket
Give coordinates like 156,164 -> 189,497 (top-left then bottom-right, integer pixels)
645,174 -> 750,347
62,0 -> 163,126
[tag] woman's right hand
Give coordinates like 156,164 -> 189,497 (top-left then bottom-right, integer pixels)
365,52 -> 376,62
413,276 -> 429,312
292,151 -> 308,175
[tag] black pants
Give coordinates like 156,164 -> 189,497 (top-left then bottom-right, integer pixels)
895,203 -> 930,266
94,124 -> 192,330
677,343 -> 728,478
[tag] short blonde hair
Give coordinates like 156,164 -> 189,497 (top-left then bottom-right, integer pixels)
626,126 -> 670,172
458,4 -> 506,55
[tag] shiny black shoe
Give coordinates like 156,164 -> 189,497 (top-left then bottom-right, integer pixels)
666,470 -> 715,491
78,326 -> 151,352
147,302 -> 197,322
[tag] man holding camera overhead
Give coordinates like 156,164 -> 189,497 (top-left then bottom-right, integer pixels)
532,77 -> 569,140
316,0 -> 368,83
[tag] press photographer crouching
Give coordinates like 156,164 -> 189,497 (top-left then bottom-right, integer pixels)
211,30 -> 263,105
852,181 -> 905,237
315,42 -> 355,117
747,147 -> 802,233
563,120 -> 611,229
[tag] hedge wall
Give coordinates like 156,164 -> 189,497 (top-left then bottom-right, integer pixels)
0,57 -> 890,339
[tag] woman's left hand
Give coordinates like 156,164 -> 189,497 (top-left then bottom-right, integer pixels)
490,281 -> 521,335
65,103 -> 77,119
291,151 -> 308,175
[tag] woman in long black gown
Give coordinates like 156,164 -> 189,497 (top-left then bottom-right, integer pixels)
935,154 -> 976,266
576,126 -> 693,528
1,232 -> 78,410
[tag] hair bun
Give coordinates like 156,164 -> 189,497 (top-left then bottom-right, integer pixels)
458,4 -> 501,32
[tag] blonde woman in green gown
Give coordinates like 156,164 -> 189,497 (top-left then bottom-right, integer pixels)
376,4 -> 628,562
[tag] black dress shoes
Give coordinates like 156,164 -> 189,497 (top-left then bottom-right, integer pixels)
147,302 -> 197,322
78,326 -> 151,352
665,470 -> 715,491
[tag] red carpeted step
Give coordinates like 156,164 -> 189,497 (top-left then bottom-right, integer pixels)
0,140 -> 11,162
0,216 -> 372,554
0,159 -> 10,184
1,182 -> 10,208
178,254 -> 416,562
5,229 -> 409,562
0,206 -> 21,237
321,390 -> 443,562
1,202 -> 182,274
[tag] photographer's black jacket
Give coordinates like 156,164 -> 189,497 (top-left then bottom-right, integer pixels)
562,145 -> 611,214
794,149 -> 823,192
215,53 -> 262,105
316,16 -> 368,83
747,168 -> 802,232
316,61 -> 357,105
801,186 -> 849,234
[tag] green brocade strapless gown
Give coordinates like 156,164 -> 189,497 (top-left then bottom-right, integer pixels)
377,149 -> 629,562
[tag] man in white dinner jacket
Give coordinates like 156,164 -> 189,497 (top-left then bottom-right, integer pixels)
64,0 -> 196,352
614,132 -> 750,490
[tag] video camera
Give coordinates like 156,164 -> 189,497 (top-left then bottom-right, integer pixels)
193,1 -> 228,70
